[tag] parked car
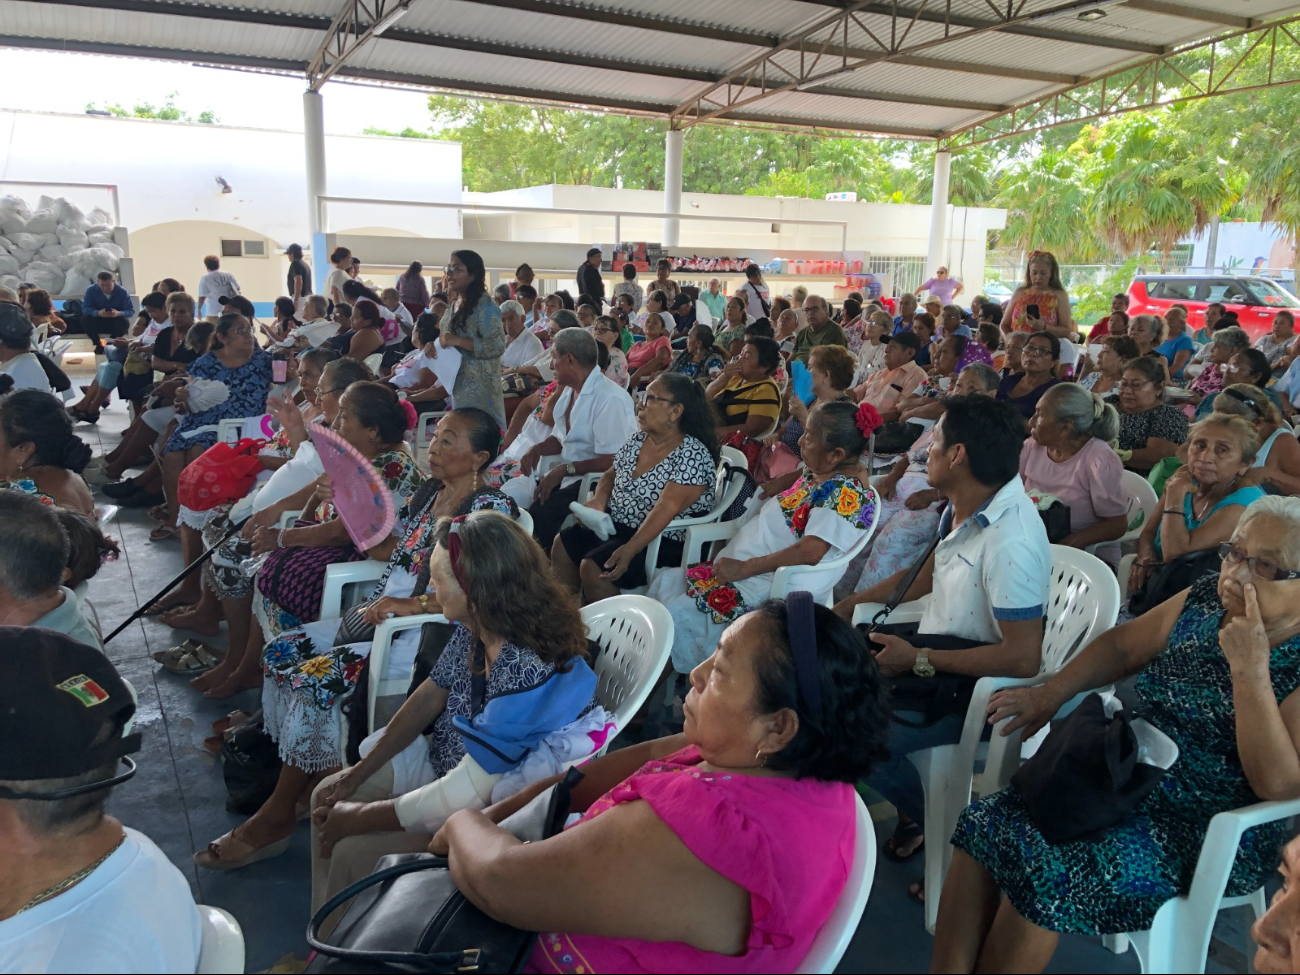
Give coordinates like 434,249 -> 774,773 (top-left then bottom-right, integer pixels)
1126,274 -> 1300,341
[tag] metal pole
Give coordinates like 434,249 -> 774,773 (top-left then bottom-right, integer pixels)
927,150 -> 951,277
613,214 -> 621,245
303,89 -> 328,290
663,128 -> 684,248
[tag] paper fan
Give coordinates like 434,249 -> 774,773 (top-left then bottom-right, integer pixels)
308,425 -> 396,551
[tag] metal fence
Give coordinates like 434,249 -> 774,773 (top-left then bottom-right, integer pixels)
985,259 -> 1297,291
868,255 -> 926,296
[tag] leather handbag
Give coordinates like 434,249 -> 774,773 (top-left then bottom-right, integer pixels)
305,769 -> 582,974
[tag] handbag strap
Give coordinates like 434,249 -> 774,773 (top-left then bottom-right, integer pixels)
871,529 -> 942,628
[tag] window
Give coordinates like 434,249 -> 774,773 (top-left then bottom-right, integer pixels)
1245,278 -> 1300,308
243,239 -> 266,257
1147,279 -> 1196,301
217,239 -> 268,258
1204,279 -> 1250,304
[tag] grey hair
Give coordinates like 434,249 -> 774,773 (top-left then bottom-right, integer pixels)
1235,496 -> 1300,567
552,325 -> 598,368
1212,325 -> 1251,353
1211,383 -> 1283,426
1132,313 -> 1166,342
492,283 -> 513,302
321,356 -> 374,389
1041,383 -> 1120,443
0,489 -> 68,599
960,362 -> 1001,393
499,299 -> 524,317
550,309 -> 579,331
303,294 -> 328,319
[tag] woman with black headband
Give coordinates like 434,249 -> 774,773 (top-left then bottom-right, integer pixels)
1210,383 -> 1300,494
428,593 -> 892,973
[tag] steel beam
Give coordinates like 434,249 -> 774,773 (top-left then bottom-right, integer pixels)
1120,0 -> 1259,30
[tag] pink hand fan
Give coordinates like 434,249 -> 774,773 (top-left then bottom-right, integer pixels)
308,425 -> 396,551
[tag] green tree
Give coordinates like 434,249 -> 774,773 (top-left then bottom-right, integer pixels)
994,147 -> 1097,261
897,144 -> 999,206
86,91 -> 217,124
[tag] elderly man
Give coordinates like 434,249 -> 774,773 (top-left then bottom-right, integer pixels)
893,292 -> 919,334
0,490 -> 102,648
699,277 -> 726,324
501,298 -> 543,369
81,271 -> 135,355
0,628 -> 201,972
380,288 -> 415,335
289,295 -> 340,348
790,294 -> 848,364
492,283 -> 513,306
521,328 -> 636,548
851,330 -> 928,423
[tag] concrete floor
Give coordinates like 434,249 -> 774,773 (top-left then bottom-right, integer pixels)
75,382 -> 1251,973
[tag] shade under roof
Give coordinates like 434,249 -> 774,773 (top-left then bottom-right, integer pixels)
3,0 -> 1299,141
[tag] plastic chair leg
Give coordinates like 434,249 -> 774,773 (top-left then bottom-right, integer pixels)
910,744 -> 966,934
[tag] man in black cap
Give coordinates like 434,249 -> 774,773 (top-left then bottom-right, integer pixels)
850,329 -> 927,422
0,629 -> 200,971
576,247 -> 605,308
669,292 -> 698,338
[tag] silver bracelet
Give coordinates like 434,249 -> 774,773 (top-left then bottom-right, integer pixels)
277,528 -> 288,549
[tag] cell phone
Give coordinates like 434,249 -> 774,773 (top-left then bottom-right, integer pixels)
1026,304 -> 1041,320
272,357 -> 288,383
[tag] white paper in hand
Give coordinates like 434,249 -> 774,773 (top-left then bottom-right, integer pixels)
430,344 -> 462,392
568,502 -> 616,540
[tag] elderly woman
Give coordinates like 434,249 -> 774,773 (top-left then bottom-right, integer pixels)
437,250 -> 506,427
756,344 -> 856,491
1020,384 -> 1128,562
611,262 -> 644,314
1129,413 -> 1265,610
840,296 -> 865,354
1258,310 -> 1296,372
1194,348 -> 1276,421
934,495 -> 1300,974
0,389 -> 95,514
853,310 -> 892,386
554,373 -> 719,603
649,257 -> 680,303
897,335 -> 979,424
432,596 -> 890,973
844,364 -> 999,597
648,400 -> 878,674
996,331 -> 1060,420
0,303 -> 47,392
1127,313 -> 1165,360
1185,325 -> 1252,416
1155,307 -> 1196,380
1115,356 -> 1189,474
1212,384 -> 1300,494
668,323 -> 726,384
1079,334 -> 1138,396
593,315 -> 630,389
708,337 -> 782,461
1253,833 -> 1300,973
627,294 -> 673,388
195,414 -> 515,870
1004,250 -> 1073,336
715,295 -> 750,359
999,331 -> 1027,379
324,300 -> 384,362
155,313 -> 273,541
305,512 -> 602,910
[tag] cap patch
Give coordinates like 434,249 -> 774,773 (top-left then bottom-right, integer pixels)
57,675 -> 109,707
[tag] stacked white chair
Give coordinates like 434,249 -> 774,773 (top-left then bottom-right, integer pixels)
196,905 -> 245,974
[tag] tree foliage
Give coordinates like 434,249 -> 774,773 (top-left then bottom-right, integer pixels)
86,91 -> 217,124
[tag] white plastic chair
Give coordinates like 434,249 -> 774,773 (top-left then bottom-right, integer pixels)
795,792 -> 877,974
1088,469 -> 1158,557
414,410 -> 450,452
319,559 -> 388,620
514,506 -> 533,537
196,904 -> 245,974
363,352 -> 384,375
212,414 -> 270,445
1109,797 -> 1300,972
852,544 -> 1120,932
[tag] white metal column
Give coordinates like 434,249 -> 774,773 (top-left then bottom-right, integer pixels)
663,128 -> 684,248
927,150 -> 951,275
303,90 -> 328,288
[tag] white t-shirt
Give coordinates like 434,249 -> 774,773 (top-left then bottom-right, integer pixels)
325,268 -> 350,304
196,269 -> 240,318
502,328 -> 544,369
391,349 -> 435,389
0,827 -> 201,974
0,352 -> 50,391
737,280 -> 771,321
1056,335 -> 1080,372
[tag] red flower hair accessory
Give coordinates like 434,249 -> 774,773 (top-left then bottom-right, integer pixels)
855,402 -> 882,439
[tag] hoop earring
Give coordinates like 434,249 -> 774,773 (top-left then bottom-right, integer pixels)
755,749 -> 768,768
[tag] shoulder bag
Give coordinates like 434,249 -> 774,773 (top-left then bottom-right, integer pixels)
305,769 -> 582,974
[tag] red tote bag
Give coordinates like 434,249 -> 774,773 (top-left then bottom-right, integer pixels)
177,437 -> 267,512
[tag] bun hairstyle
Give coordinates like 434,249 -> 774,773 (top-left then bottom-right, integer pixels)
0,389 -> 92,474
344,381 -> 414,443
1041,383 -> 1119,443
54,507 -> 119,588
810,399 -> 880,459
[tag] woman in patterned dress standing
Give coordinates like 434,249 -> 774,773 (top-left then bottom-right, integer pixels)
439,250 -> 506,428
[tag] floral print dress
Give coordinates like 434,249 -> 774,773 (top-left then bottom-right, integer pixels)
163,348 -> 273,454
261,482 -> 515,772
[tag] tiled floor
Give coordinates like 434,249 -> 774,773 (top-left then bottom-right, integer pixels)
78,386 -> 1250,973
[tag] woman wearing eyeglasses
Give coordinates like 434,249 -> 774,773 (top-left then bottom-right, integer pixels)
995,331 -> 1060,420
1211,384 -> 1300,495
933,495 -> 1300,973
1114,356 -> 1189,474
592,315 -> 629,389
437,251 -> 507,428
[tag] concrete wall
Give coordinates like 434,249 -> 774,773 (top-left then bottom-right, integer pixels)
0,109 -> 462,300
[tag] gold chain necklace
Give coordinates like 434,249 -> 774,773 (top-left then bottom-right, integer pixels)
16,834 -> 126,914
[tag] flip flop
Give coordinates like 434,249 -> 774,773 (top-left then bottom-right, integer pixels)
141,600 -> 196,618
882,820 -> 925,863
149,524 -> 179,542
147,505 -> 170,523
194,828 -> 291,871
155,641 -> 222,675
211,709 -> 254,736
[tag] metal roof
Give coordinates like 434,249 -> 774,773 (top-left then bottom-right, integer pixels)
4,0 -> 1300,141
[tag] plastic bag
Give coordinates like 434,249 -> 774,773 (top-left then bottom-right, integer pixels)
0,254 -> 18,278
24,209 -> 57,234
23,262 -> 65,295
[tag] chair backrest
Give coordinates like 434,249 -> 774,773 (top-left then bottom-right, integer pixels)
415,411 -> 449,451
770,487 -> 880,605
514,506 -> 534,537
1041,544 -> 1121,674
1119,469 -> 1159,544
363,352 -> 384,375
582,595 -> 674,736
196,905 -> 245,974
720,444 -> 749,471
794,792 -> 876,974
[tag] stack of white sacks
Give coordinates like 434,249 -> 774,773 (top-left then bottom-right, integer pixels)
0,194 -> 122,297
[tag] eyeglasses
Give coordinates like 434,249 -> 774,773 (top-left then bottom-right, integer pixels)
1117,379 -> 1153,391
1022,346 -> 1054,358
595,326 -> 619,334
229,327 -> 254,337
1218,543 -> 1300,581
318,386 -> 346,397
642,393 -> 677,407
443,264 -> 466,275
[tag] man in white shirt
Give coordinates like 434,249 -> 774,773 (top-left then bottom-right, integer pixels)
521,328 -> 636,548
381,288 -> 415,335
286,295 -> 341,348
0,628 -> 201,974
835,395 -> 1048,857
196,254 -> 240,322
736,263 -> 772,323
500,299 -> 543,369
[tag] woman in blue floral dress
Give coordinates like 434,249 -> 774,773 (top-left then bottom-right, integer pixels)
932,496 -> 1300,972
648,400 -> 879,673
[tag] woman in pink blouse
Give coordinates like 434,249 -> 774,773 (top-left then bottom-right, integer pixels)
1020,384 -> 1129,563
627,301 -> 674,389
434,595 -> 891,974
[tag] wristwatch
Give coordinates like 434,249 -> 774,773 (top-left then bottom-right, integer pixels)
565,462 -> 577,477
912,649 -> 936,678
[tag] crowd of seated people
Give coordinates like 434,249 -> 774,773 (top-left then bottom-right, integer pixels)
13,248 -> 1300,975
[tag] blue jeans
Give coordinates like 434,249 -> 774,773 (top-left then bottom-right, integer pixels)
865,710 -> 965,825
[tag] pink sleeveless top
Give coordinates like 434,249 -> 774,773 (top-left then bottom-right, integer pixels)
1007,287 -> 1060,333
527,745 -> 855,975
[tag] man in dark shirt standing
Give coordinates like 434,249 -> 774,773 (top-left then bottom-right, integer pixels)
285,243 -> 312,313
576,247 -> 605,309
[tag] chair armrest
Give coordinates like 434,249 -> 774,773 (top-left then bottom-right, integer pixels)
371,612 -> 449,651
682,521 -> 741,566
576,472 -> 603,502
320,560 -> 387,620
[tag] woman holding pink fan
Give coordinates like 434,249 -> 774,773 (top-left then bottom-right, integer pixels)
196,407 -> 514,870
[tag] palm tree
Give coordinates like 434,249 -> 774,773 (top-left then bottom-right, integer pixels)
903,145 -> 998,206
993,148 -> 1096,261
1247,142 -> 1300,247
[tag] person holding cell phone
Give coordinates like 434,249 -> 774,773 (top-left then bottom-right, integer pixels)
1005,250 -> 1073,337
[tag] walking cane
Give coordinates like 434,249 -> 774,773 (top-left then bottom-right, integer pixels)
103,518 -> 248,645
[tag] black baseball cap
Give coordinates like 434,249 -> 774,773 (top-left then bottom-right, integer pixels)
0,628 -> 141,784
890,330 -> 922,352
218,294 -> 256,318
671,294 -> 693,309
586,247 -> 602,258
0,302 -> 34,347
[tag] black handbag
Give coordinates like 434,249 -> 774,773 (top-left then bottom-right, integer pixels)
219,718 -> 282,815
1128,547 -> 1222,616
872,421 -> 925,456
1012,693 -> 1169,844
306,769 -> 582,974
1038,500 -> 1072,544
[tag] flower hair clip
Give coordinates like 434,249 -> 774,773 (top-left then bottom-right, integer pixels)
855,402 -> 883,439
